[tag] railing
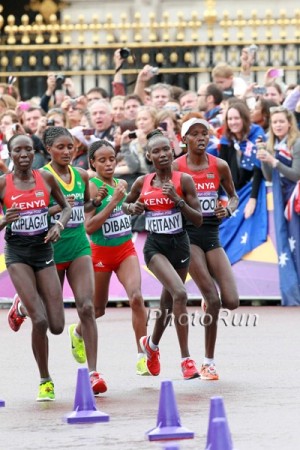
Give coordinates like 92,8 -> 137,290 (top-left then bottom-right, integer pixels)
1,4 -> 300,97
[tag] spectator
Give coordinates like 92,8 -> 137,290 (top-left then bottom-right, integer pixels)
88,99 -> 116,142
111,95 -> 125,125
219,101 -> 266,218
149,83 -> 172,110
156,109 -> 182,157
23,106 -> 45,135
212,62 -> 248,99
46,107 -> 68,128
86,87 -> 109,104
179,90 -> 198,113
263,82 -> 284,105
69,126 -> 97,170
124,94 -> 143,121
250,98 -> 278,133
257,106 -> 300,305
198,83 -> 223,123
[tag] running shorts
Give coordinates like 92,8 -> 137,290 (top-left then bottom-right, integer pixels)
91,239 -> 137,272
143,230 -> 190,269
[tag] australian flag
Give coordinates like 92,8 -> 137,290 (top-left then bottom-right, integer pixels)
219,180 -> 268,266
272,169 -> 300,306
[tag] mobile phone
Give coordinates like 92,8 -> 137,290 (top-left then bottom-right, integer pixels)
82,128 -> 95,136
159,122 -> 167,131
268,68 -> 284,78
128,131 -> 137,139
47,119 -> 55,126
18,102 -> 31,111
253,86 -> 267,95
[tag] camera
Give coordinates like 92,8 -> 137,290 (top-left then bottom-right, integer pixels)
128,131 -> 137,139
249,44 -> 258,54
70,99 -> 77,108
151,67 -> 159,75
82,128 -> 95,136
159,122 -> 167,131
47,119 -> 55,126
55,74 -> 65,90
120,48 -> 131,59
253,86 -> 267,95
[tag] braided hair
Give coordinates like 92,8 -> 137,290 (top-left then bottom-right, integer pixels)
42,126 -> 73,148
88,139 -> 115,171
146,129 -> 166,153
7,133 -> 34,154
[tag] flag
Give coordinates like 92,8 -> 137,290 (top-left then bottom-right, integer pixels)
272,170 -> 300,306
220,181 -> 268,265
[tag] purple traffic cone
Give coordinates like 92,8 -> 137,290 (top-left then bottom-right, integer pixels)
63,368 -> 110,424
0,399 -> 5,407
209,418 -> 233,450
206,396 -> 232,449
146,380 -> 194,441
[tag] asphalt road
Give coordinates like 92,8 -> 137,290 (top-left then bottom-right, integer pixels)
0,305 -> 299,450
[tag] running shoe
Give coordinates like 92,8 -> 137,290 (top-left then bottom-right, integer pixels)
181,358 -> 200,380
36,381 -> 55,402
68,324 -> 86,364
90,372 -> 107,395
199,364 -> 219,381
139,336 -> 160,376
8,294 -> 26,332
136,356 -> 150,376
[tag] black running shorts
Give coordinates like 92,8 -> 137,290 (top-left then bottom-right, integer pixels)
143,230 -> 190,269
5,241 -> 55,272
186,224 -> 221,253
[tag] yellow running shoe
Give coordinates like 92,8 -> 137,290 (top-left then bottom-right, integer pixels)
36,381 -> 55,402
68,324 -> 86,364
136,355 -> 150,376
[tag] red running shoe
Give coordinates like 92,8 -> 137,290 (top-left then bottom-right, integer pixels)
181,358 -> 200,380
139,336 -> 160,376
8,294 -> 26,332
90,372 -> 107,395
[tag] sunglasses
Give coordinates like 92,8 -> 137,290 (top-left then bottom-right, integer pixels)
270,106 -> 290,114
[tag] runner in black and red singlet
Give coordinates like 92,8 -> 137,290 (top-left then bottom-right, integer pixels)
123,129 -> 203,380
175,118 -> 239,380
0,133 -> 71,401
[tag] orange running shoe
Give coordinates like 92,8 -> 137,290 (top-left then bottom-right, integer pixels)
139,336 -> 160,376
199,364 -> 219,380
8,294 -> 26,332
181,359 -> 200,380
90,372 -> 107,395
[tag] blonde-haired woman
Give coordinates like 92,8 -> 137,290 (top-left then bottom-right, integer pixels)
257,106 -> 300,305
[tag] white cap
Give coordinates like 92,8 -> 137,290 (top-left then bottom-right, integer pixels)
68,126 -> 98,147
181,118 -> 210,137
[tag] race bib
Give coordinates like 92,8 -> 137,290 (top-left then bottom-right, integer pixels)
11,208 -> 48,236
198,192 -> 218,216
145,209 -> 183,234
102,210 -> 131,239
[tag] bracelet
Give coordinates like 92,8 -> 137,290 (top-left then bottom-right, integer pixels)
92,198 -> 102,208
56,220 -> 64,230
226,206 -> 232,217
